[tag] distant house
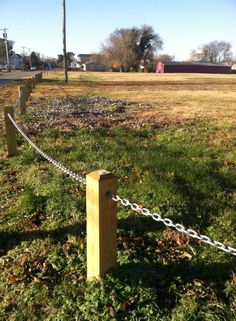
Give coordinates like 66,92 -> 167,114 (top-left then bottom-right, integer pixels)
0,54 -> 23,70
70,55 -> 80,69
156,61 -> 232,74
77,54 -> 92,64
84,61 -> 109,72
12,54 -> 23,69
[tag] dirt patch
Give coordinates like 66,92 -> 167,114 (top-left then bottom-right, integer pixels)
22,96 -> 195,134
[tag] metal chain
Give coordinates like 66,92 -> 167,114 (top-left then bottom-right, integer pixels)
13,98 -> 20,110
7,113 -> 86,185
109,192 -> 236,256
6,114 -> 236,257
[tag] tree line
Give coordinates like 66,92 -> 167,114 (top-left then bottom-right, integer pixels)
1,26 -> 234,72
92,25 -> 235,71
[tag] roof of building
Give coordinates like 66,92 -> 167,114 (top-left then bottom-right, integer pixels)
78,54 -> 92,57
85,60 -> 107,65
161,61 -> 230,67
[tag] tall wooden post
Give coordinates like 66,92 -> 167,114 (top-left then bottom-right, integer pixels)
4,105 -> 17,156
62,0 -> 68,83
86,170 -> 117,280
18,85 -> 26,115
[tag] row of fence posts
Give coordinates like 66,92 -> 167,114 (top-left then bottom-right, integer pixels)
4,72 -> 43,156
4,73 -> 118,280
17,72 -> 43,116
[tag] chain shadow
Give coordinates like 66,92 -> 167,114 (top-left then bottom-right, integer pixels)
115,213 -> 236,311
118,215 -> 165,233
111,258 -> 236,310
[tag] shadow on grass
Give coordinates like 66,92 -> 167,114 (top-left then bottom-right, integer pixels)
111,259 -> 236,310
40,79 -> 80,86
0,222 -> 85,255
1,216 -> 235,311
118,215 -> 165,233
0,214 -> 160,255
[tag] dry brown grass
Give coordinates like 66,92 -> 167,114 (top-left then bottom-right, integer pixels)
1,71 -> 236,126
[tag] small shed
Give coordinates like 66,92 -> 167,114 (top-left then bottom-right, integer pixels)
156,61 -> 164,73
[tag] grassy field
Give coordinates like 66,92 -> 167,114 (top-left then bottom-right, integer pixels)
0,71 -> 236,320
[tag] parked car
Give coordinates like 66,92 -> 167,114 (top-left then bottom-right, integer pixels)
30,66 -> 37,71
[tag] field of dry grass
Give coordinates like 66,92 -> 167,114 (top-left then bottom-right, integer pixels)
3,71 -> 235,126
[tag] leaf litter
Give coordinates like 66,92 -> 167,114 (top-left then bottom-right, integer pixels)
21,96 -> 183,134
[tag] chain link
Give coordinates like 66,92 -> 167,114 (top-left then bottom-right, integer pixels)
109,192 -> 236,256
7,113 -> 86,185
13,98 -> 20,110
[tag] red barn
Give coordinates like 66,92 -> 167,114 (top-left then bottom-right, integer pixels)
156,61 -> 231,74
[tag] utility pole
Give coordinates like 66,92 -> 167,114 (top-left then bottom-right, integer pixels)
0,28 -> 10,72
26,47 -> 32,69
21,46 -> 26,57
62,0 -> 68,83
21,46 -> 27,70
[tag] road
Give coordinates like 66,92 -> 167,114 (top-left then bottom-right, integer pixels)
0,70 -> 41,86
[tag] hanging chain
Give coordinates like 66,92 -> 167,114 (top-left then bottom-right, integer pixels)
7,113 -> 86,185
7,113 -> 236,257
13,98 -> 20,110
109,192 -> 236,257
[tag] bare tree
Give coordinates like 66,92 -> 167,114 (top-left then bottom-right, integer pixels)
156,54 -> 174,63
191,40 -> 233,63
0,38 -> 14,56
101,25 -> 163,71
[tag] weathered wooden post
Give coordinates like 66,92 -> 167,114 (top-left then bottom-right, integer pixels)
24,79 -> 30,98
32,77 -> 36,89
29,79 -> 33,93
18,85 -> 26,115
86,170 -> 117,280
4,105 -> 17,157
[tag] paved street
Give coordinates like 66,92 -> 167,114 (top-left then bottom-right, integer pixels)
0,79 -> 13,86
0,70 -> 41,86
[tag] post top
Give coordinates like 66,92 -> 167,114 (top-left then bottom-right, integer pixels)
86,169 -> 117,182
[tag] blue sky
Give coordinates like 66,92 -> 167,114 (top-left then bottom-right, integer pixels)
1,0 -> 236,60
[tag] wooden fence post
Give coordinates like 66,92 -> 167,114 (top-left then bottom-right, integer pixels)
18,85 -> 26,115
86,170 -> 117,280
32,77 -> 36,89
24,80 -> 29,98
4,105 -> 17,157
29,79 -> 33,93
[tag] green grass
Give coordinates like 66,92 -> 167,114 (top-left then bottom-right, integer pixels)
0,119 -> 236,320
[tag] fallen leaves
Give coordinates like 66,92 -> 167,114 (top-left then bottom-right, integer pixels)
120,296 -> 139,311
21,96 -> 154,134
